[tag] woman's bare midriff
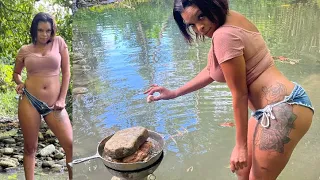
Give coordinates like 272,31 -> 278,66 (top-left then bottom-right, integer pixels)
247,65 -> 295,111
24,75 -> 61,107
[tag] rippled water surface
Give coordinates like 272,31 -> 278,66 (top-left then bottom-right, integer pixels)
72,0 -> 320,179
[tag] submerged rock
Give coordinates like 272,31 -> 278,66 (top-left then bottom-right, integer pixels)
72,87 -> 89,95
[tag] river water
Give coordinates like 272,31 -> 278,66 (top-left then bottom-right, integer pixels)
72,0 -> 320,179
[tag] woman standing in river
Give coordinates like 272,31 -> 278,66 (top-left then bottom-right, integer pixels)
13,12 -> 73,180
145,0 -> 314,179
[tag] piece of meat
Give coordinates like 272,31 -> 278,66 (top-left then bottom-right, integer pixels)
122,141 -> 153,163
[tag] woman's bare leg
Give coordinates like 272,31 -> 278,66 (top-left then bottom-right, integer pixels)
18,97 -> 41,180
249,104 -> 313,180
44,109 -> 73,179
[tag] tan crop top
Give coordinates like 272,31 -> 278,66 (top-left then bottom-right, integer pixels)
15,36 -> 67,76
207,25 -> 274,85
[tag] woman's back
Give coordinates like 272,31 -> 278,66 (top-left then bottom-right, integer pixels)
213,11 -> 294,110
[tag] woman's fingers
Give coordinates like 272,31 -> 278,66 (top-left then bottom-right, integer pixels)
54,105 -> 63,110
230,159 -> 247,173
147,87 -> 162,96
144,84 -> 159,94
152,94 -> 163,101
239,160 -> 247,169
144,84 -> 166,102
144,87 -> 153,94
230,162 -> 236,173
15,84 -> 24,94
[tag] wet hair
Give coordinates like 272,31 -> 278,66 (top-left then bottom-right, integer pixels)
173,0 -> 229,43
30,12 -> 56,44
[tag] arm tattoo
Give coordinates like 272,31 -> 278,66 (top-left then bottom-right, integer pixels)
254,103 -> 296,153
261,82 -> 287,104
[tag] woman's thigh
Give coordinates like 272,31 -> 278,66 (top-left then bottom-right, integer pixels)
250,103 -> 313,180
18,96 -> 41,146
43,109 -> 73,148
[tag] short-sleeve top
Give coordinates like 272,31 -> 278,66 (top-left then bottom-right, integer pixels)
15,36 -> 68,76
207,25 -> 274,85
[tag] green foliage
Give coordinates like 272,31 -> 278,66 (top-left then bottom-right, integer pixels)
0,64 -> 15,93
0,0 -> 35,65
0,90 -> 18,117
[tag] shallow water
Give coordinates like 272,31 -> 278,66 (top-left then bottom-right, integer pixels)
72,0 -> 320,179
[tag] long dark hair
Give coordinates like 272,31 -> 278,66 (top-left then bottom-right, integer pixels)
173,0 -> 229,43
30,12 -> 56,44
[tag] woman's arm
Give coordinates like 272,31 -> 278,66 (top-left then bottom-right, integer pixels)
220,55 -> 248,146
58,47 -> 71,102
13,70 -> 24,86
173,66 -> 214,98
220,55 -> 248,173
13,47 -> 26,94
144,66 -> 214,101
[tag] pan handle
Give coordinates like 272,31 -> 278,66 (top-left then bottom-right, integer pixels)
68,153 -> 100,167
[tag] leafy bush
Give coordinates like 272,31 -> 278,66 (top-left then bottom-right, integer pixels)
0,90 -> 18,117
0,64 -> 15,93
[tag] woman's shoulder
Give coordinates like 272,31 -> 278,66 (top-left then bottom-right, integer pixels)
53,35 -> 67,45
18,44 -> 32,54
212,25 -> 243,44
214,11 -> 260,37
16,44 -> 32,60
53,35 -> 63,42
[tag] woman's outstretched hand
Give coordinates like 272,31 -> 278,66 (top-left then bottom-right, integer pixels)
230,144 -> 248,173
144,84 -> 177,102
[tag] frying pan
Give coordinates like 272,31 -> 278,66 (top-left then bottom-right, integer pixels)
69,130 -> 165,171
106,152 -> 163,180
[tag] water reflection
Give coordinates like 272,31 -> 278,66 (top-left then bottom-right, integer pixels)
72,0 -> 320,179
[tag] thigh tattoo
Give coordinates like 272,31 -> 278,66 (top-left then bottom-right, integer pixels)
254,103 -> 297,153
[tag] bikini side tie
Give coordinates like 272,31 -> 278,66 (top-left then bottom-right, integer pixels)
260,105 -> 276,128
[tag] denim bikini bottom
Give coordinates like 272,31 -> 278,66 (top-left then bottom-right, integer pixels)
252,82 -> 314,128
23,88 -> 53,117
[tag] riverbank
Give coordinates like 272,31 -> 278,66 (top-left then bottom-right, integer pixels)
0,116 -> 68,178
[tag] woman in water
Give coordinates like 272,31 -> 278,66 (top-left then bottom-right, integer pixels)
13,12 -> 73,179
145,0 -> 314,179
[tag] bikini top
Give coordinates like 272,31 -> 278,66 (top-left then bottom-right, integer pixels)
15,36 -> 67,76
207,25 -> 274,85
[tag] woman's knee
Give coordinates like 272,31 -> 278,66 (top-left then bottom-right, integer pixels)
249,166 -> 278,180
59,136 -> 72,155
236,167 -> 250,180
24,143 -> 38,156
